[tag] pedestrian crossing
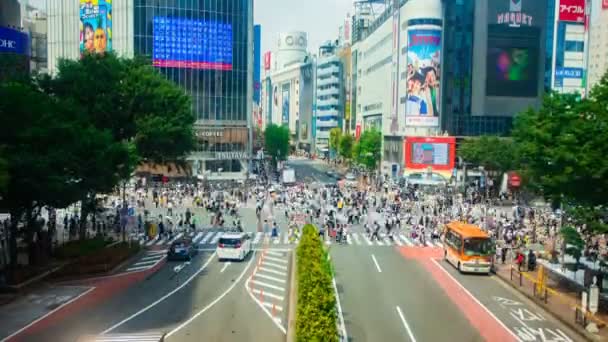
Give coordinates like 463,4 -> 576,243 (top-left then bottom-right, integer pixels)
142,230 -> 444,249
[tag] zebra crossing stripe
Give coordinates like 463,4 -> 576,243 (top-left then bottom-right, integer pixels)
155,238 -> 167,246
192,232 -> 204,243
346,234 -> 352,244
425,240 -> 434,247
253,232 -> 263,244
200,232 -> 215,244
189,231 -> 195,238
393,236 -> 403,246
283,234 -> 289,244
434,240 -> 443,248
383,236 -> 392,245
352,233 -> 361,245
168,233 -> 183,244
211,232 -> 223,244
325,239 -> 332,245
362,234 -> 373,246
375,238 -> 384,246
400,235 -> 414,246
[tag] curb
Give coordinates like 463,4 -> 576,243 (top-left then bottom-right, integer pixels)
494,269 -> 601,341
286,249 -> 297,342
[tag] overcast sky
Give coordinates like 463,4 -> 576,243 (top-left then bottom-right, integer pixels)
254,0 -> 353,55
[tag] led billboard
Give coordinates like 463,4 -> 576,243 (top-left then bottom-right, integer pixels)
79,0 -> 112,54
152,17 -> 232,70
403,136 -> 456,180
405,29 -> 441,127
486,25 -> 540,97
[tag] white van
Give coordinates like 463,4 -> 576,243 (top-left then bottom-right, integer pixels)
217,233 -> 252,261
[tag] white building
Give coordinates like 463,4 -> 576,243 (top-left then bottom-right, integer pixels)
353,0 -> 443,175
315,41 -> 343,154
588,2 -> 608,91
262,31 -> 315,153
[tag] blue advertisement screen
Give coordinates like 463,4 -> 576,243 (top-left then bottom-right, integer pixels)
0,26 -> 29,55
153,17 -> 232,70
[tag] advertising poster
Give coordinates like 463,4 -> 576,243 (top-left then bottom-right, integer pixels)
0,26 -> 29,55
558,0 -> 585,23
405,29 -> 441,127
79,0 -> 112,54
281,83 -> 290,126
604,0 -> 608,10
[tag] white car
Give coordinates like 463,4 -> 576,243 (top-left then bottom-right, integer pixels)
344,173 -> 357,187
217,233 -> 252,262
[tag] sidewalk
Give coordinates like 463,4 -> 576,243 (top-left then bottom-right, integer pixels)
494,262 -> 608,340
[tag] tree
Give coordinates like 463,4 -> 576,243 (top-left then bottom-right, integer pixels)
354,128 -> 382,171
264,124 -> 290,166
560,226 -> 584,271
0,81 -> 96,266
459,136 -> 519,176
329,128 -> 342,159
0,152 -> 8,195
338,134 -> 354,162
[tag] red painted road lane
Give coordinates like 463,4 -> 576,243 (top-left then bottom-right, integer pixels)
7,259 -> 166,342
398,247 -> 518,342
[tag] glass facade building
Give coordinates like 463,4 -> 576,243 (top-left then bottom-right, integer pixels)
442,0 -> 512,136
133,0 -> 252,176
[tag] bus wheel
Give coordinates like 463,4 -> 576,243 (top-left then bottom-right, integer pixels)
457,262 -> 462,273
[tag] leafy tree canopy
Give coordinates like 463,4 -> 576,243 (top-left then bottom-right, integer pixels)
458,136 -> 519,176
354,129 -> 381,171
264,124 -> 290,164
329,128 -> 342,153
338,134 -> 354,161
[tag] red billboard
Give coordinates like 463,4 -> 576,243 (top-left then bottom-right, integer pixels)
263,51 -> 272,71
604,0 -> 608,9
403,136 -> 456,180
559,0 -> 585,23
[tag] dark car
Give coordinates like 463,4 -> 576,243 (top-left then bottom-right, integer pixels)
167,238 -> 197,261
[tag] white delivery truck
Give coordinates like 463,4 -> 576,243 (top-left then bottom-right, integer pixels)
282,168 -> 296,185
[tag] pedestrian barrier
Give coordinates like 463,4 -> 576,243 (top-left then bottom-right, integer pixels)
507,265 -> 607,331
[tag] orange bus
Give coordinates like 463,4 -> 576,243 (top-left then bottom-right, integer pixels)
443,222 -> 495,274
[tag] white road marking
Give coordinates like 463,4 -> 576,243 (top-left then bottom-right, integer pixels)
1,287 -> 96,341
131,259 -> 160,267
283,234 -> 289,244
253,232 -> 263,244
371,254 -> 382,273
325,239 -> 332,245
400,235 -> 414,246
125,265 -> 152,272
140,254 -> 164,261
192,232 -> 204,243
200,232 -> 215,244
425,240 -> 434,247
155,238 -> 167,246
102,252 -> 217,334
264,261 -> 288,270
273,237 -> 281,244
383,236 -> 392,245
362,234 -> 373,246
266,250 -> 285,257
258,266 -> 287,276
262,301 -> 284,311
166,252 -> 255,338
255,272 -> 286,284
250,279 -> 285,292
352,233 -> 361,245
211,232 -> 222,244
220,262 -> 231,273
264,256 -> 288,264
168,233 -> 183,244
430,259 -> 522,341
333,278 -> 348,341
146,249 -> 167,255
250,288 -> 284,301
393,236 -> 403,246
375,238 -> 384,246
396,306 -> 417,342
434,240 -> 443,248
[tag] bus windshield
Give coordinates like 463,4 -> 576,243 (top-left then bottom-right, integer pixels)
463,238 -> 494,256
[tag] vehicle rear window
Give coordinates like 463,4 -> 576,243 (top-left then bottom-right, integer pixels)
219,238 -> 242,247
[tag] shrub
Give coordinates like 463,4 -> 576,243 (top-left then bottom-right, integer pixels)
54,237 -> 113,259
296,224 -> 338,341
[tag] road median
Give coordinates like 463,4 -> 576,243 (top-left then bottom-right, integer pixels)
293,224 -> 338,341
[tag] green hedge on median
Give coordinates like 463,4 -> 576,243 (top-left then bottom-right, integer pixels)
296,224 -> 338,342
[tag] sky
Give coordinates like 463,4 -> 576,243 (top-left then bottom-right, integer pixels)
254,0 -> 354,56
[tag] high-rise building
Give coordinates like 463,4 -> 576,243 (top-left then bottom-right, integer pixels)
588,0 -> 608,91
47,0 -> 254,180
315,41 -> 343,156
262,31 -> 314,153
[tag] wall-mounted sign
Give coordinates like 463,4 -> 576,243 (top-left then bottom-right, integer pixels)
0,26 -> 29,55
196,131 -> 224,138
558,0 -> 585,23
215,151 -> 250,160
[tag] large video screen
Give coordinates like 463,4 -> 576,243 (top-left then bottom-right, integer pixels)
153,17 -> 232,71
486,25 -> 540,97
411,143 -> 449,166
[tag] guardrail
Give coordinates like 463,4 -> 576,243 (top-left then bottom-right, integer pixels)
507,265 -> 607,331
